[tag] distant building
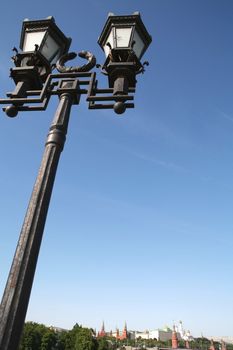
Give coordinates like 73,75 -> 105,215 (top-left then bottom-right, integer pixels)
133,326 -> 173,341
176,321 -> 193,342
49,325 -> 68,333
208,337 -> 233,345
98,322 -> 128,340
97,320 -> 193,343
156,327 -> 173,341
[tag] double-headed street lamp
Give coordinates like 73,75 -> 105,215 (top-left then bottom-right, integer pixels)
0,13 -> 151,350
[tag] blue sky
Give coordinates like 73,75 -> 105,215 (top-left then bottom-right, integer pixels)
0,0 -> 233,338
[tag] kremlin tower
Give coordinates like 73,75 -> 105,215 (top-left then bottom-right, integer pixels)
172,325 -> 178,349
121,322 -> 128,340
116,327 -> 120,339
97,322 -> 128,340
97,322 -> 106,337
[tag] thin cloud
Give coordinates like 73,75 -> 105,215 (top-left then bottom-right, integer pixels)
129,150 -> 188,173
130,149 -> 233,192
217,109 -> 233,123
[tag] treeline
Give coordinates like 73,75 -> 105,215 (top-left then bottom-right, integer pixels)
19,323 -> 98,350
19,322 -> 233,350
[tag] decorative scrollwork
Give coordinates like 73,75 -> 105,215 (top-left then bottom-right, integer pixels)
56,51 -> 96,73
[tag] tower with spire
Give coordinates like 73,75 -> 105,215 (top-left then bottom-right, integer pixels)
121,322 -> 128,339
98,321 -> 106,337
172,325 -> 179,349
116,327 -> 120,339
98,323 -> 129,340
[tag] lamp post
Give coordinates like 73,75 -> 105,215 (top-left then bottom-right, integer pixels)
0,13 -> 151,350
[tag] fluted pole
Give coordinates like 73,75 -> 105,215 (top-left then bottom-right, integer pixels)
0,92 -> 73,350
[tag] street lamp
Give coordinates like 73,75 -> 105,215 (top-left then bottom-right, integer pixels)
98,12 -> 152,113
9,16 -> 71,108
0,13 -> 151,350
99,12 -> 151,68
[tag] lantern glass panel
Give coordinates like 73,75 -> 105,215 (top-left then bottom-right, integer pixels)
132,29 -> 145,59
41,34 -> 61,63
103,29 -> 114,57
23,31 -> 46,52
115,27 -> 132,48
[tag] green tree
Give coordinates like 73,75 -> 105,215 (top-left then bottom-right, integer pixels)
74,326 -> 97,350
19,322 -> 43,350
56,331 -> 68,350
63,331 -> 75,350
41,329 -> 57,350
98,337 -> 111,350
